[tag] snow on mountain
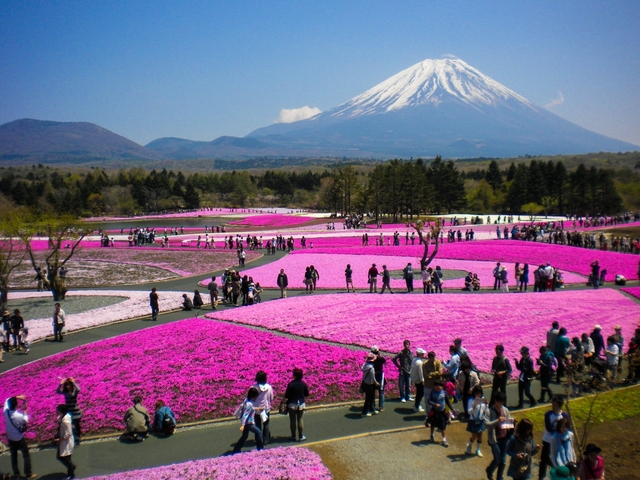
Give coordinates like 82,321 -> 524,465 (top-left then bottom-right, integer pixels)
329,58 -> 535,118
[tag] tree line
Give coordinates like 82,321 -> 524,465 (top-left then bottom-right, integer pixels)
0,157 -> 626,218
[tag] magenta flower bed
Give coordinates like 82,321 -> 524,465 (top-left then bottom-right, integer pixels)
86,446 -> 332,480
228,214 -> 314,228
621,286 -> 640,300
203,253 -> 584,289
0,319 -> 389,443
206,289 -> 640,373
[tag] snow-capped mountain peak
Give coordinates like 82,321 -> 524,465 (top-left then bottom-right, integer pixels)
330,58 -> 535,118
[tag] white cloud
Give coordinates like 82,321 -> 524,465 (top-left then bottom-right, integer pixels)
545,92 -> 565,108
277,106 -> 322,123
441,53 -> 460,59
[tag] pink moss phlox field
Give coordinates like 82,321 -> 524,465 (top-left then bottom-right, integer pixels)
621,286 -> 640,300
10,290 -> 178,342
86,447 -> 332,480
206,253 -> 584,289
228,214 -> 314,228
207,290 -> 640,373
0,319 -> 391,443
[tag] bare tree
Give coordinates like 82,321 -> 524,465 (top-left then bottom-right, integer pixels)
410,217 -> 443,270
0,208 -> 31,310
20,214 -> 91,301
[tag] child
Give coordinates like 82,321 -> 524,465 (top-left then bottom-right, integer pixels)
233,387 -> 264,454
465,385 -> 488,457
444,374 -> 460,418
253,283 -> 263,303
426,380 -> 453,447
20,327 -> 30,354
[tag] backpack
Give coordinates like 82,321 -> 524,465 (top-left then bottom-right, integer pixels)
161,407 -> 176,433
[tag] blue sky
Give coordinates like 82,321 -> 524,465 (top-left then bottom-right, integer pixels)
1,1 -> 639,146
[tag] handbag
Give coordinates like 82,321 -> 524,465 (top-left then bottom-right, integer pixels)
278,398 -> 289,415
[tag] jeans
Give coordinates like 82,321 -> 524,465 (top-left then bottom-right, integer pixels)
54,322 -> 64,341
362,383 -> 376,414
490,376 -> 508,406
487,436 -> 510,480
9,437 -> 32,477
150,304 -> 159,321
288,409 -> 304,439
398,372 -> 411,401
254,411 -> 270,444
413,382 -> 424,410
375,373 -> 385,409
233,423 -> 263,453
518,380 -> 536,406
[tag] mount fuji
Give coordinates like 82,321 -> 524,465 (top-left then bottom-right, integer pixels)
241,58 -> 637,158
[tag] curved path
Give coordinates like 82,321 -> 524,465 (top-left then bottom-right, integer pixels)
1,240 -> 639,478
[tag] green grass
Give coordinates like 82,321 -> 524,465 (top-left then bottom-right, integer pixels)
522,384 -> 640,438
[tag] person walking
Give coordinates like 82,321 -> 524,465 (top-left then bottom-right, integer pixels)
54,404 -> 76,479
486,391 -> 514,480
393,340 -> 413,403
149,287 -> 159,321
380,265 -> 393,294
423,351 -> 443,415
410,348 -> 426,412
4,395 -> 36,479
284,368 -> 309,441
252,370 -> 275,445
277,269 -> 289,298
361,352 -> 378,417
310,265 -> 320,292
515,347 -> 537,409
56,378 -> 82,446
507,419 -> 541,480
232,387 -> 264,454
490,344 -> 512,407
52,303 -> 66,342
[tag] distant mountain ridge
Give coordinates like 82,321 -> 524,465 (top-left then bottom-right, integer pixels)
0,118 -> 158,160
1,58 -> 638,162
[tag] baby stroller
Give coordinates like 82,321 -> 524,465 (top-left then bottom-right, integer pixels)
583,358 -> 608,391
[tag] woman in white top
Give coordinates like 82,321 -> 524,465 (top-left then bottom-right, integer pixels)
55,404 -> 76,479
252,370 -> 275,445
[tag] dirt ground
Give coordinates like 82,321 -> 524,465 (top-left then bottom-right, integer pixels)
310,415 -> 640,480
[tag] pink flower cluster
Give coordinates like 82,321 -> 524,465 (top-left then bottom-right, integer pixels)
207,289 -> 640,372
0,319 -> 391,443
209,253 -> 584,289
228,214 -> 314,228
621,286 -> 640,301
86,446 -> 332,480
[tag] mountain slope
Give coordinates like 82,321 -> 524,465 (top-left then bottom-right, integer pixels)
247,58 -> 638,157
0,119 -> 158,160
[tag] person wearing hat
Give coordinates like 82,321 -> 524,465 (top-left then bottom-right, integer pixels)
515,346 -> 537,409
577,443 -> 604,480
612,325 -> 624,370
367,264 -> 379,293
549,464 -> 572,480
361,352 -> 378,417
370,346 -> 386,411
410,348 -> 426,412
590,325 -> 605,358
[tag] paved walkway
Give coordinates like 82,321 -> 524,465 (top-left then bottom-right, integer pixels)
1,244 -> 638,478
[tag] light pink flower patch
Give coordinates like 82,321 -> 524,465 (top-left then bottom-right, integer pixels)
202,253 -> 584,289
206,289 -> 640,373
0,319 -> 390,443
86,446 -> 332,480
228,214 -> 315,228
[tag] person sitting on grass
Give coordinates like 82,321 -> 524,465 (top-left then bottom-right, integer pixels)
181,294 -> 193,311
124,396 -> 150,442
